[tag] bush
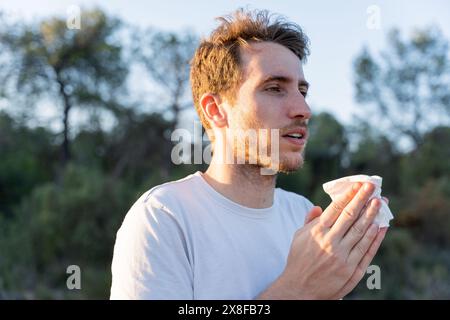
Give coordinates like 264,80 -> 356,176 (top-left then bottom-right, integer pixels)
0,164 -> 139,298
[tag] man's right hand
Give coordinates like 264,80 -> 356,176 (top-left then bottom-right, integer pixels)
257,182 -> 388,300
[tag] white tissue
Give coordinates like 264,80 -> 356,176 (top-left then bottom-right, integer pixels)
323,175 -> 393,228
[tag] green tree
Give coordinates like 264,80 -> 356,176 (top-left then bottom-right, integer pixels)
307,112 -> 348,204
0,9 -> 128,164
400,126 -> 450,190
105,111 -> 177,183
134,29 -> 198,124
0,164 -> 138,298
134,29 -> 198,177
353,26 -> 450,149
0,111 -> 56,216
347,120 -> 401,194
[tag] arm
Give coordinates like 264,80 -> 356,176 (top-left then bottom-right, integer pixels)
110,199 -> 193,299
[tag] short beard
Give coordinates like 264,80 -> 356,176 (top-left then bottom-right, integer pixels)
277,153 -> 305,173
235,144 -> 305,175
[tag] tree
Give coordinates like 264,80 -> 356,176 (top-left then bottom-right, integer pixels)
133,29 -> 198,177
134,29 -> 198,125
400,126 -> 450,191
105,111 -> 176,182
0,111 -> 56,216
0,163 -> 136,299
353,26 -> 450,149
0,9 -> 128,164
346,120 -> 401,194
306,112 -> 348,194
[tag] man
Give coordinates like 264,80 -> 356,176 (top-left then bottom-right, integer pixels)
110,9 -> 388,300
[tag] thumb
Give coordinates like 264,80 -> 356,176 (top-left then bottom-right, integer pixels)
305,206 -> 323,224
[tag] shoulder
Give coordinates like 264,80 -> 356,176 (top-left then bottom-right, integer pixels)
120,173 -> 201,231
135,172 -> 200,215
111,176 -> 197,299
113,174 -> 201,257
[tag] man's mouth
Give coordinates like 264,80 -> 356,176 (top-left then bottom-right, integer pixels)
283,133 -> 304,139
281,127 -> 308,146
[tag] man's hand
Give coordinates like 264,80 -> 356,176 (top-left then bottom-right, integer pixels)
257,182 -> 388,300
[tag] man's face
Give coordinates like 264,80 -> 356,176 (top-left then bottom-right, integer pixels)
224,41 -> 311,173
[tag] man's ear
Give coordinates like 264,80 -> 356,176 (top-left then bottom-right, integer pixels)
199,93 -> 228,128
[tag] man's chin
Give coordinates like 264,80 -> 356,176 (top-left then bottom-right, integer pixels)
277,163 -> 302,174
277,154 -> 304,173
245,149 -> 305,175
256,157 -> 303,174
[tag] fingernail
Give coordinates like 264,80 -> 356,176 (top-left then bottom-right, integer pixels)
372,199 -> 381,209
364,183 -> 372,192
353,182 -> 361,191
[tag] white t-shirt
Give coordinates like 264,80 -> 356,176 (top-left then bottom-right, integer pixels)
110,171 -> 313,300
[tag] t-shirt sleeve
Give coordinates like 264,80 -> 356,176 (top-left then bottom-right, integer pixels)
110,196 -> 193,299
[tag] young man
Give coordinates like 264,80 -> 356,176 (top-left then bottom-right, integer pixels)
110,9 -> 388,300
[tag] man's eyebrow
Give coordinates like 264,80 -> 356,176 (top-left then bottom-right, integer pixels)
259,75 -> 310,89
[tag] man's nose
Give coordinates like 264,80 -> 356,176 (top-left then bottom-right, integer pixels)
287,93 -> 312,120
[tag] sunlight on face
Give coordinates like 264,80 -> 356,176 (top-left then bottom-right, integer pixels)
226,41 -> 311,173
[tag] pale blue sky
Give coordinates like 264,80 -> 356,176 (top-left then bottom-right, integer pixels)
1,0 -> 450,126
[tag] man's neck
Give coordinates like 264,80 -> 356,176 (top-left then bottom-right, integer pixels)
202,157 -> 277,209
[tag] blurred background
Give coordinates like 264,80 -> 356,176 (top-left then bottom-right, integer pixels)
0,0 -> 449,299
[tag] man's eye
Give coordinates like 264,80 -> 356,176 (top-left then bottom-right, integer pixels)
266,86 -> 281,92
299,87 -> 308,97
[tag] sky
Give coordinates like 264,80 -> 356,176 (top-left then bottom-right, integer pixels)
1,0 -> 450,127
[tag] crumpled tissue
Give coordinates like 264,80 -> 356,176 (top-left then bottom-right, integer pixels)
323,175 -> 393,227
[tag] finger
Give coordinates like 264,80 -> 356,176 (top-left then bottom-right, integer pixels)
320,182 -> 362,228
305,206 -> 323,224
346,222 -> 379,265
340,198 -> 382,252
336,227 -> 387,298
347,225 -> 387,268
328,182 -> 376,240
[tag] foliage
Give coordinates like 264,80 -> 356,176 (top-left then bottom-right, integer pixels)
353,26 -> 450,149
0,9 -> 448,299
0,9 -> 128,162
